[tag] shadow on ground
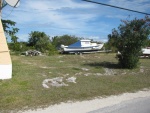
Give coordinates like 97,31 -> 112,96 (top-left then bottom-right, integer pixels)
84,61 -> 122,69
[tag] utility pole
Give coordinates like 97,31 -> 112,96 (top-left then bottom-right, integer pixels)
0,0 -> 2,13
0,0 -> 12,79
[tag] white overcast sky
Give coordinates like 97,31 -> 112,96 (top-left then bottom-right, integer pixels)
2,0 -> 150,42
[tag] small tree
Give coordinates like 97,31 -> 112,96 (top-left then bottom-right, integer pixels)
28,31 -> 52,52
2,19 -> 19,40
2,19 -> 20,51
108,16 -> 150,69
51,35 -> 79,48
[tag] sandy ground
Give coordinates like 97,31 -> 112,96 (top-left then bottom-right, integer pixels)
20,89 -> 150,113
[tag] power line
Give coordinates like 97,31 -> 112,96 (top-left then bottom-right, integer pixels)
82,0 -> 150,15
2,7 -> 14,18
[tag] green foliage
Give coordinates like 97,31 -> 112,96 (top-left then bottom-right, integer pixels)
146,39 -> 150,46
2,19 -> 19,39
28,31 -> 52,52
28,31 -> 59,54
2,19 -> 20,53
11,35 -> 18,43
104,41 -> 117,52
51,34 -> 79,48
35,36 -> 51,52
2,19 -> 16,33
9,43 -> 21,51
19,42 -> 31,51
108,16 -> 150,69
48,44 -> 59,55
8,42 -> 27,52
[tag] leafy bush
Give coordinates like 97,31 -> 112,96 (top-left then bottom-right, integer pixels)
108,16 -> 150,69
28,31 -> 52,53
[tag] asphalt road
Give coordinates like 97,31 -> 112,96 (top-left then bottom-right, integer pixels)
88,97 -> 150,113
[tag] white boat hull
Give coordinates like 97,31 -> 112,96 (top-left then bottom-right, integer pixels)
60,40 -> 104,54
142,48 -> 150,55
65,47 -> 99,51
62,46 -> 103,53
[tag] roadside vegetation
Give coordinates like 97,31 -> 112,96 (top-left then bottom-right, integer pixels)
107,16 -> 150,69
0,53 -> 150,112
2,19 -> 83,55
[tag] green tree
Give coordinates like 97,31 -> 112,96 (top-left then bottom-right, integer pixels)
108,16 -> 150,69
2,19 -> 19,40
11,35 -> 18,43
104,35 -> 118,52
28,31 -> 53,53
146,39 -> 150,46
2,19 -> 20,52
51,35 -> 79,48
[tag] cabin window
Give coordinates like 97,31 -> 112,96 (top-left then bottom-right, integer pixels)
85,42 -> 89,44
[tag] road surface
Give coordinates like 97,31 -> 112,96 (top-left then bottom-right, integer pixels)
88,96 -> 150,113
20,90 -> 150,113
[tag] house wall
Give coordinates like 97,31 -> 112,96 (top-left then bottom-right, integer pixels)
0,20 -> 12,79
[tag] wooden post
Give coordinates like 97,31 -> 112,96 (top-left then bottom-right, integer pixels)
0,0 -> 12,79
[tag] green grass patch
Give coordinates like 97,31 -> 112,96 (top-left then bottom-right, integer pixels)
0,53 -> 150,112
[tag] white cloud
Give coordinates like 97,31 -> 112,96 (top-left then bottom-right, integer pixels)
7,0 -> 97,29
2,0 -> 150,42
106,15 -> 129,19
25,0 -> 95,10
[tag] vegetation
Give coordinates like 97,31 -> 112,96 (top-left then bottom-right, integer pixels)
108,16 -> 150,69
28,31 -> 53,53
2,19 -> 20,52
104,42 -> 117,52
27,33 -> 81,55
0,54 -> 150,112
2,20 -> 81,55
1,17 -> 150,112
2,19 -> 19,38
3,17 -> 150,57
1,20 -> 81,55
51,34 -> 79,48
7,33 -> 82,55
146,39 -> 150,47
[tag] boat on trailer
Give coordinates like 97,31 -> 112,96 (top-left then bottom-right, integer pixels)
141,47 -> 150,58
117,47 -> 150,59
60,40 -> 104,54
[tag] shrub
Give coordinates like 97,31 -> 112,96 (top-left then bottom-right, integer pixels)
108,16 -> 150,69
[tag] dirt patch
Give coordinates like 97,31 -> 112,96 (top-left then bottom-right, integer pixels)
103,68 -> 115,76
42,77 -> 77,88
